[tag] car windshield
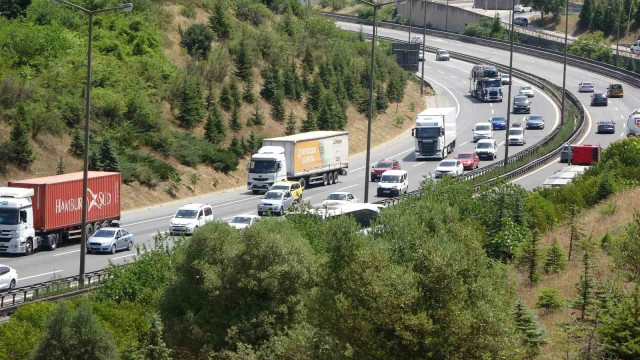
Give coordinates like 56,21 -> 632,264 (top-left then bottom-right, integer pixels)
271,185 -> 289,191
415,127 -> 440,138
528,116 -> 543,121
231,217 -> 252,224
458,153 -> 472,159
376,162 -> 393,168
327,193 -> 347,201
477,142 -> 492,149
249,160 -> 277,174
599,120 -> 614,125
514,96 -> 527,102
611,84 -> 622,89
491,117 -> 505,122
439,50 -> 448,54
93,229 -> 115,238
594,94 -> 605,98
174,209 -> 198,219
509,129 -> 523,135
0,209 -> 18,225
439,161 -> 456,167
263,191 -> 283,200
501,74 -> 509,78
475,124 -> 491,131
582,82 -> 593,86
380,175 -> 401,183
520,86 -> 532,91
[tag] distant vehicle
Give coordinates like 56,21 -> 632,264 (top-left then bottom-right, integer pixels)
270,181 -> 303,202
376,170 -> 408,197
322,192 -> 358,206
411,36 -> 423,44
606,83 -> 623,98
418,51 -> 424,61
500,73 -> 511,85
518,85 -> 534,97
0,265 -> 17,291
578,81 -> 595,92
508,127 -> 526,145
627,109 -> 640,137
469,64 -> 503,102
489,116 -> 507,130
512,95 -> 531,114
511,122 -> 523,128
475,139 -> 498,160
412,107 -> 457,160
228,215 -> 261,230
523,6 -> 532,11
571,145 -> 601,165
590,93 -> 608,106
434,160 -> 464,178
630,40 -> 640,53
560,144 -> 575,163
514,4 -> 524,12
170,203 -> 214,235
87,227 -> 134,254
370,159 -> 401,182
514,16 -> 529,26
525,115 -> 545,129
258,190 -> 294,216
543,166 -> 589,188
436,49 -> 450,61
473,122 -> 494,142
456,152 -> 480,170
597,119 -> 616,134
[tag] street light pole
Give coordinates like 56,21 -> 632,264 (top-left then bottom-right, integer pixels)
504,0 -> 516,165
617,0 -> 622,67
560,0 -> 569,125
51,0 -> 132,288
421,0 -> 428,95
408,0 -> 413,42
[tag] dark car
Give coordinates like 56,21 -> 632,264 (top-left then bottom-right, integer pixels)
512,95 -> 531,114
455,152 -> 480,170
590,93 -> 608,106
597,119 -> 616,134
514,17 -> 529,27
560,144 -> 574,163
490,116 -> 507,130
525,115 -> 545,129
370,159 -> 401,182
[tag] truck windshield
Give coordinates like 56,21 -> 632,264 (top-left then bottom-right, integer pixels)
483,80 -> 501,88
174,209 -> 198,219
0,209 -> 18,225
415,127 -> 440,138
250,160 -> 277,174
380,175 -> 401,183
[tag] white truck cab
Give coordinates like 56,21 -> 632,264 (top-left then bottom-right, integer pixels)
0,188 -> 35,255
247,146 -> 287,194
169,203 -> 214,235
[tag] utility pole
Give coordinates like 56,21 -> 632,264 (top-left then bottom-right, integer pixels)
560,0 -> 569,124
421,0 -> 428,95
504,0 -> 516,165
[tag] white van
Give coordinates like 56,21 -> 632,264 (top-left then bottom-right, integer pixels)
376,170 -> 409,197
475,139 -> 498,160
473,122 -> 494,142
169,203 -> 214,235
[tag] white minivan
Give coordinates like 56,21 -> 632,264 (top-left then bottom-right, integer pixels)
376,170 -> 409,197
475,139 -> 498,160
169,203 -> 214,235
473,122 -> 494,142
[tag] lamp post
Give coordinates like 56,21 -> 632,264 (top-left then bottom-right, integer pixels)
617,0 -> 622,67
51,0 -> 133,288
408,0 -> 413,42
560,0 -> 569,125
421,0 -> 428,95
503,0 -> 516,165
359,0 -> 396,203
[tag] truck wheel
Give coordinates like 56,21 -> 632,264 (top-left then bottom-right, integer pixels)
102,221 -> 110,229
322,173 -> 328,186
24,239 -> 33,256
328,172 -> 334,185
111,244 -> 116,254
333,171 -> 339,184
47,234 -> 57,251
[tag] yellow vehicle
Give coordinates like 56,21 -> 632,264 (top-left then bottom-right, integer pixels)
607,83 -> 623,98
270,181 -> 303,202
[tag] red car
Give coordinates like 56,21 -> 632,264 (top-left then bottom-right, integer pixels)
370,159 -> 401,181
455,152 -> 480,170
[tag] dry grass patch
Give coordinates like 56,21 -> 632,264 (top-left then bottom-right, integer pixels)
530,14 -> 583,37
162,4 -> 211,68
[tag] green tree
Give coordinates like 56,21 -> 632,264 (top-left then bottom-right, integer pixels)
599,286 -> 640,359
302,45 -> 315,75
536,288 -> 564,314
205,82 -> 215,111
229,77 -> 242,109
142,314 -> 172,360
301,108 -> 318,132
219,83 -> 233,112
98,137 -> 120,172
234,35 -> 252,81
10,113 -> 35,169
602,0 -> 616,35
88,148 -> 100,171
0,0 -> 31,19
514,300 -> 548,358
579,0 -> 593,28
518,230 -> 541,286
590,1 -> 604,31
260,66 -> 281,102
247,102 -> 264,126
229,106 -> 242,132
567,205 -> 583,261
612,211 -> 640,281
522,0 -> 566,19
596,171 -> 615,201
271,91 -> 286,122
242,77 -> 256,104
544,238 -> 568,274
69,130 -> 83,158
205,102 -> 226,144
247,131 -> 260,153
375,85 -> 389,113
574,237 -> 596,320
180,23 -> 214,59
31,301 -> 118,360
210,0 -> 232,40
627,58 -> 637,72
283,61 -> 302,101
177,80 -> 205,128
491,13 -> 502,34
229,135 -> 243,157
56,157 -> 65,175
285,111 -> 297,135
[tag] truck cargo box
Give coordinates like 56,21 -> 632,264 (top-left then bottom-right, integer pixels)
571,145 -> 600,165
8,172 -> 121,231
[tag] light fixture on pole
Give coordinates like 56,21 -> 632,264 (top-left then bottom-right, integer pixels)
358,0 -> 396,204
51,0 -> 133,288
503,0 -> 516,165
560,0 -> 569,125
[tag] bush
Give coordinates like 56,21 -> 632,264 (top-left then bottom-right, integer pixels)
568,31 -> 613,63
543,238 -> 568,274
535,288 -> 564,314
235,0 -> 271,26
181,23 -> 215,59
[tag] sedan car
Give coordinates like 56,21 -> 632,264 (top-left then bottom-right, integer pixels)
434,160 -> 464,178
508,127 -> 526,145
322,192 -> 358,206
578,81 -> 595,92
606,83 -> 623,98
512,95 -> 531,114
490,116 -> 507,130
514,4 -> 524,12
370,159 -> 401,182
0,265 -> 17,291
518,85 -> 534,97
597,119 -> 616,134
500,73 -> 511,85
590,93 -> 608,106
228,215 -> 261,230
87,227 -> 134,254
257,190 -> 294,216
456,152 -> 480,170
436,49 -> 450,61
525,115 -> 545,129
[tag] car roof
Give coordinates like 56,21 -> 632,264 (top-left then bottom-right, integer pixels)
177,203 -> 209,211
95,227 -> 124,231
475,122 -> 492,126
477,139 -> 496,144
328,191 -> 353,196
272,181 -> 300,186
381,170 -> 407,176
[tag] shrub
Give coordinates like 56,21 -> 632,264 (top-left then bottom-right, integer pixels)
568,31 -> 613,63
535,288 -> 563,314
181,24 -> 214,59
543,238 -> 568,274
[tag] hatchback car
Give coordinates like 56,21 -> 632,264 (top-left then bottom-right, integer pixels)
500,73 -> 511,85
435,160 -> 464,178
513,95 -> 531,114
597,119 -> 616,134
578,81 -> 595,92
228,215 -> 261,230
473,122 -> 494,142
514,17 -> 529,26
518,85 -> 534,97
591,93 -> 608,106
475,139 -> 498,160
525,115 -> 545,129
455,152 -> 480,170
270,181 -> 303,202
322,192 -> 358,206
490,116 -> 507,130
508,127 -> 526,145
87,227 -> 134,254
436,49 -> 450,61
169,203 -> 214,235
370,159 -> 401,181
257,190 -> 294,216
606,83 -> 623,98
377,170 -> 409,197
0,265 -> 17,291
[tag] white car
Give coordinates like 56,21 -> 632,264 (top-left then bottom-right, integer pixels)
500,73 -> 511,85
169,203 -> 214,235
514,4 -> 524,12
322,192 -> 358,206
578,81 -> 595,92
508,127 -> 526,145
519,85 -> 534,97
411,36 -> 423,44
418,51 -> 424,62
523,6 -> 532,11
434,159 -> 464,178
475,139 -> 498,160
0,265 -> 17,291
436,49 -> 450,61
376,170 -> 409,197
228,215 -> 261,230
631,40 -> 640,53
473,122 -> 494,142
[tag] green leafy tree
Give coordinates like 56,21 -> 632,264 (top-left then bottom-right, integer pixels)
574,237 -> 596,320
627,58 -> 637,72
596,171 -> 615,201
386,70 -> 406,105
247,131 -> 260,153
301,108 -> 318,132
205,82 -> 215,111
10,112 -> 35,169
180,24 -> 214,59
283,61 -> 302,101
229,106 -> 242,132
491,13 -> 502,34
514,300 -> 548,358
210,0 -> 232,40
205,102 -> 226,144
567,205 -> 583,261
69,130 -> 84,158
98,137 -> 120,172
56,157 -> 65,175
271,91 -> 286,122
247,102 -> 264,126
544,238 -> 568,274
219,83 -> 233,112
302,45 -> 315,75
285,111 -> 297,135
489,218 -> 529,262
260,66 -> 281,102
234,35 -> 252,81
522,0 -> 566,19
536,288 -> 564,314
88,148 -> 100,171
518,230 -> 542,286
177,80 -> 205,128
142,314 -> 172,360
579,0 -> 593,28
375,85 -> 389,113
0,0 -> 31,19
612,211 -> 640,281
601,0 -> 616,35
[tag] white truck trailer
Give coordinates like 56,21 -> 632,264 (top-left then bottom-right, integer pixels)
627,109 -> 640,137
412,107 -> 457,160
247,131 -> 349,193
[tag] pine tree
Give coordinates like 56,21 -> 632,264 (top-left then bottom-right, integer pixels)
316,100 -> 332,130
235,35 -> 252,81
248,102 -> 265,126
10,114 -> 35,169
544,238 -> 568,274
491,13 -> 502,35
271,91 -> 286,122
306,77 -> 326,113
285,111 -> 297,135
205,81 -> 215,111
177,80 -> 205,128
219,83 -> 233,112
513,193 -> 527,227
210,0 -> 231,40
206,100 -> 226,143
229,77 -> 242,109
375,85 -> 389,114
514,300 -> 548,358
590,0 -> 604,31
204,112 -> 218,144
301,108 -> 318,132
387,73 -> 406,104
247,131 -> 260,152
142,314 -> 172,360
519,230 -> 541,287
601,0 -> 615,35
98,138 -> 120,172
627,58 -> 637,72
568,205 -> 583,261
243,77 -> 256,104
229,106 -> 242,132
574,237 -> 596,320
302,45 -> 315,75
88,148 -> 101,171
283,61 -> 297,100
56,157 -> 65,175
240,137 -> 248,154
579,0 -> 593,29
260,66 -> 281,102
599,285 -> 640,359
69,130 -> 84,158
229,136 -> 243,157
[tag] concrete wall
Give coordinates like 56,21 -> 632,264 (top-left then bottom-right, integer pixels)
473,0 -> 519,10
398,0 -> 485,33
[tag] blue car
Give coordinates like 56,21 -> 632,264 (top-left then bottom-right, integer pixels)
490,116 -> 507,130
525,115 -> 545,129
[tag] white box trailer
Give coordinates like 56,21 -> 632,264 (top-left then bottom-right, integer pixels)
412,107 -> 457,160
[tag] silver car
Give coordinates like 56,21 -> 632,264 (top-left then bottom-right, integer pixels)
0,265 -> 17,291
87,227 -> 134,254
257,190 -> 294,216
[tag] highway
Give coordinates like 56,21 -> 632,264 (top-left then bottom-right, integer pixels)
5,20 -> 629,287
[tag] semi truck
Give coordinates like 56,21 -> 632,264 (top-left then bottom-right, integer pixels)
412,107 -> 457,160
0,172 -> 121,255
627,109 -> 640,137
247,131 -> 349,193
469,64 -> 503,102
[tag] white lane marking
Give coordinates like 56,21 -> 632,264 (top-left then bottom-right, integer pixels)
111,253 -> 136,261
349,166 -> 365,173
422,76 -> 461,118
337,184 -> 360,191
413,162 -> 427,167
621,132 -> 625,137
621,114 -> 625,120
461,81 -> 466,85
490,103 -> 494,107
491,109 -> 495,114
438,70 -> 445,74
498,141 -> 505,146
212,196 -> 260,208
21,270 -> 64,281
615,107 -> 620,111
388,147 -> 414,159
126,215 -> 173,226
450,75 -> 457,79
459,141 -> 468,147
623,122 -> 626,128
53,250 -> 79,257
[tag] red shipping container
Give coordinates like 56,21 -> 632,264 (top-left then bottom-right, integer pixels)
571,145 -> 601,165
8,172 -> 121,231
